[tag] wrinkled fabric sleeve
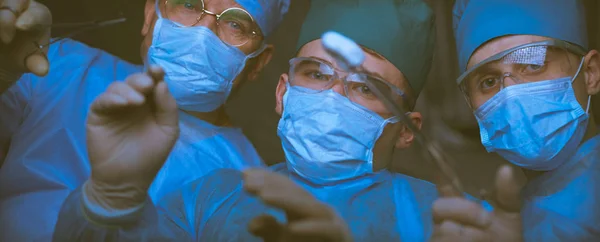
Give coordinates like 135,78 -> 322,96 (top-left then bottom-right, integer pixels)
0,74 -> 33,163
52,185 -> 192,242
53,169 -> 245,241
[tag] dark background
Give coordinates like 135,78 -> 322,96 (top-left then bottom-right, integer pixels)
40,0 -> 600,195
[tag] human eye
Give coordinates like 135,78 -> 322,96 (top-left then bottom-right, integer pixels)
305,71 -> 331,81
522,63 -> 546,74
477,77 -> 500,92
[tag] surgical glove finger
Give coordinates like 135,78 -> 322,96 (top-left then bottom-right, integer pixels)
15,0 -> 48,31
435,220 -> 488,242
243,169 -> 335,221
494,165 -> 524,213
124,73 -> 155,97
288,220 -> 352,242
433,197 -> 492,229
0,0 -> 30,43
90,82 -> 145,115
248,214 -> 284,241
147,66 -> 179,129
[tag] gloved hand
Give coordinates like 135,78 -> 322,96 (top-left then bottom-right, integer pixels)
430,165 -> 524,242
0,0 -> 51,82
85,66 -> 180,212
243,169 -> 353,242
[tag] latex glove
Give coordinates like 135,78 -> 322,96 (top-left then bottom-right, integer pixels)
243,169 -> 353,242
0,0 -> 51,78
85,66 -> 180,211
430,165 -> 524,242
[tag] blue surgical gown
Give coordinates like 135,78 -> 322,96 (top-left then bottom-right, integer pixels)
521,134 -> 600,242
0,39 -> 264,241
53,163 -> 440,241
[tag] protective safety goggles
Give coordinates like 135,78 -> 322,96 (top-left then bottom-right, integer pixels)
288,57 -> 407,115
163,0 -> 260,46
457,39 -> 587,109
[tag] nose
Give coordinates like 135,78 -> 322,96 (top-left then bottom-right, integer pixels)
197,11 -> 219,33
331,79 -> 346,96
501,73 -> 521,87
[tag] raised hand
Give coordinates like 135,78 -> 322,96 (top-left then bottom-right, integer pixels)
0,0 -> 51,77
85,66 -> 180,211
243,169 -> 353,242
430,165 -> 524,242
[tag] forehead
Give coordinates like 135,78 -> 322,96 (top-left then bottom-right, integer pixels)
467,35 -> 554,69
298,39 -> 408,89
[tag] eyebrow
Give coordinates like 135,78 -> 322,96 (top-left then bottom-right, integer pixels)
361,69 -> 387,82
306,56 -> 334,67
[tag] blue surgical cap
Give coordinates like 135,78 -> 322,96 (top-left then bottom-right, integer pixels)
453,0 -> 588,75
236,0 -> 290,37
297,0 -> 435,96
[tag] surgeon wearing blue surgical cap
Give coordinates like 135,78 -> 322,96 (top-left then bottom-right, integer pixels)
0,0 -> 289,241
51,0 -> 449,241
452,0 -> 600,241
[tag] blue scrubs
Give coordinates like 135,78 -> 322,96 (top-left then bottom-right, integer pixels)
0,39 -> 264,241
521,135 -> 600,242
53,163 -> 440,242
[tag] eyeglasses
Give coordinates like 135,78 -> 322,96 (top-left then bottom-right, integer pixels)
164,0 -> 259,47
457,39 -> 587,109
288,57 -> 407,115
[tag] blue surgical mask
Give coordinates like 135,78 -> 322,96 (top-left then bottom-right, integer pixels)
474,62 -> 591,171
277,85 -> 399,185
146,2 -> 264,113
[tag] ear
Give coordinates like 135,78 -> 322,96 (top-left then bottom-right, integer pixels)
395,112 -> 423,149
275,73 -> 289,116
142,0 -> 157,37
247,44 -> 275,81
583,50 -> 600,95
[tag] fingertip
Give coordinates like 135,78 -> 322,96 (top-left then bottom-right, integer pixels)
496,165 -> 525,192
126,73 -> 154,92
155,82 -> 176,106
112,95 -> 128,105
148,65 -> 165,81
128,91 -> 145,104
431,198 -> 448,215
242,170 -> 266,194
93,94 -> 127,112
26,54 -> 49,76
498,165 -> 513,178
247,215 -> 282,240
15,14 -> 33,30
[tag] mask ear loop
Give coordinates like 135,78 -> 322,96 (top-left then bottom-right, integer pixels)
571,57 -> 590,113
571,57 -> 585,84
586,95 -> 591,113
156,0 -> 164,19
248,43 -> 267,58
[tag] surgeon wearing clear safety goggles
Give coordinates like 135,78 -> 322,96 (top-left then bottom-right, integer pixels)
458,39 -> 596,169
440,0 -> 600,241
274,43 -> 421,180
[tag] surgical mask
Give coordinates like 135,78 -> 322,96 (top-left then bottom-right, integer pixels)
475,64 -> 591,171
277,84 -> 399,185
146,2 -> 264,112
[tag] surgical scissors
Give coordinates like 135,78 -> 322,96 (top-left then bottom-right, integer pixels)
31,17 -> 127,51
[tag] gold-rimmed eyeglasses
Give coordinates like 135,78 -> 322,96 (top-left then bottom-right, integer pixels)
164,0 -> 259,46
